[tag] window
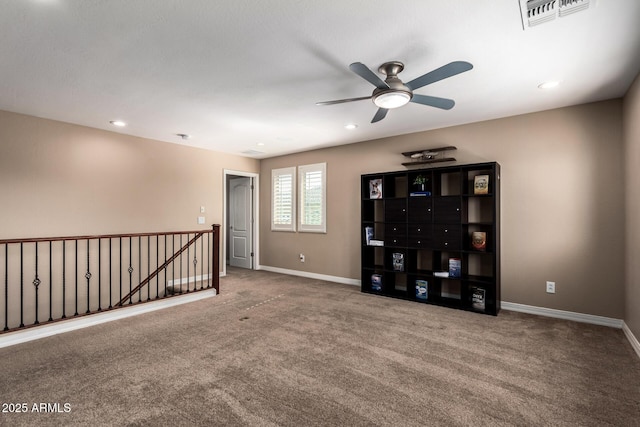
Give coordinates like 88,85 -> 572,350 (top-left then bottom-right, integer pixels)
298,163 -> 326,233
271,167 -> 296,231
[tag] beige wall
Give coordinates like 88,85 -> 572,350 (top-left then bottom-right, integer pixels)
623,73 -> 640,338
0,98 -> 630,321
0,110 -> 260,239
260,100 -> 625,318
0,110 -> 260,327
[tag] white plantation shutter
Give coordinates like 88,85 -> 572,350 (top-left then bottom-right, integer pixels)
298,163 -> 326,233
272,167 -> 296,231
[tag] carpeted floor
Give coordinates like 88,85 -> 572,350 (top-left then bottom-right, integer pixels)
0,267 -> 639,426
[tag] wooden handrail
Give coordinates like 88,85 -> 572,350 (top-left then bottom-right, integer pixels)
0,228 -> 215,245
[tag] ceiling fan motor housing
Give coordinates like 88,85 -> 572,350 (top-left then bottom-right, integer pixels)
373,61 -> 413,109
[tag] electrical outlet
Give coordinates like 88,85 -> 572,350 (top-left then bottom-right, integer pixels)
299,253 -> 305,263
546,281 -> 556,294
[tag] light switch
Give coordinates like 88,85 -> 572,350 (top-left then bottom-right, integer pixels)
198,216 -> 205,225
200,206 -> 205,213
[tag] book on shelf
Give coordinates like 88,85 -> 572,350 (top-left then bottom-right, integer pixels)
473,175 -> 489,195
448,258 -> 461,278
434,271 -> 449,278
471,287 -> 486,311
415,280 -> 428,300
471,231 -> 487,251
369,239 -> 384,246
371,274 -> 382,291
369,179 -> 383,199
364,227 -> 373,245
409,191 -> 431,197
392,252 -> 405,272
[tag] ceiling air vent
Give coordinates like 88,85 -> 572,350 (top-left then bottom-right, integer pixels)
519,0 -> 593,29
241,149 -> 266,156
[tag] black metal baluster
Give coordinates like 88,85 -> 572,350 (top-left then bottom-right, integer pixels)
62,240 -> 66,319
163,235 -> 167,298
74,240 -> 78,316
86,239 -> 91,314
33,241 -> 40,325
179,234 -> 183,294
156,235 -> 159,299
193,234 -> 198,291
48,241 -> 53,322
200,233 -> 204,290
138,236 -> 141,303
20,242 -> 24,327
187,233 -> 191,293
109,238 -> 113,309
207,232 -> 211,288
4,244 -> 8,331
147,236 -> 150,301
171,234 -> 174,296
98,238 -> 102,311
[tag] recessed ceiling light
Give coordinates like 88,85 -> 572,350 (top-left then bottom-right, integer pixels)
538,81 -> 560,90
109,120 -> 126,127
257,142 -> 265,146
344,124 -> 358,130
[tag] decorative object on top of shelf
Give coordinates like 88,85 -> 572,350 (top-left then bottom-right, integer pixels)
401,146 -> 457,166
474,175 -> 489,194
369,178 -> 382,199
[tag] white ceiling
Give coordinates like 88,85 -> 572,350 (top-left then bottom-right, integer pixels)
1,0 -> 639,159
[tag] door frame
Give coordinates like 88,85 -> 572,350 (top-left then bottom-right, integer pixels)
223,169 -> 259,277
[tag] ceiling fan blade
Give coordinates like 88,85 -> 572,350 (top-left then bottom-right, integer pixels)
349,62 -> 390,90
371,108 -> 388,123
315,96 -> 372,106
405,61 -> 473,91
410,94 -> 456,110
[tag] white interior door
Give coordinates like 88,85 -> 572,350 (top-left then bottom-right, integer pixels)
229,177 -> 252,269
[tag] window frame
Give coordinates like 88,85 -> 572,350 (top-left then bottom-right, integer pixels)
298,162 -> 327,233
271,166 -> 296,232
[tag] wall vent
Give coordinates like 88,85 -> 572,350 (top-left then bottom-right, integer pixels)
519,0 -> 594,29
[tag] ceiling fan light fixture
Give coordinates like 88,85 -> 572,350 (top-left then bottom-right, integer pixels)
373,91 -> 411,109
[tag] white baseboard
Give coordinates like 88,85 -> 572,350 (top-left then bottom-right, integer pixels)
257,265 -> 360,286
622,322 -> 640,359
502,302 -> 623,328
167,273 -> 212,287
0,289 -> 216,349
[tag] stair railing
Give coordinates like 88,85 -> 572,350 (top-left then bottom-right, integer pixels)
0,224 -> 220,333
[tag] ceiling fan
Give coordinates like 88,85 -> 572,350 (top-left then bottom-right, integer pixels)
316,60 -> 473,123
